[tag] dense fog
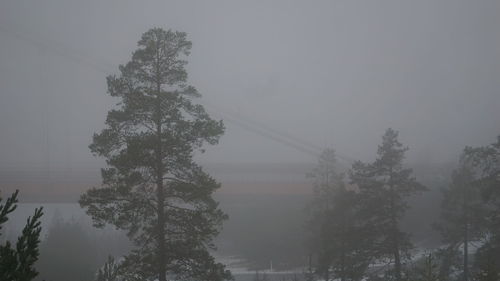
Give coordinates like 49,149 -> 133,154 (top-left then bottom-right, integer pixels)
1,1 -> 499,281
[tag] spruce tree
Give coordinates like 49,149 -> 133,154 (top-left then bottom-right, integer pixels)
79,28 -> 230,281
0,190 -> 44,281
349,128 -> 426,281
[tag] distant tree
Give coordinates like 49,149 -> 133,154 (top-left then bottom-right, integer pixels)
410,253 -> 440,281
306,149 -> 371,281
79,28 -> 230,281
464,135 -> 500,232
0,190 -> 43,281
434,152 -> 489,281
36,220 -> 97,281
218,194 -> 307,271
462,135 -> 500,280
349,129 -> 426,281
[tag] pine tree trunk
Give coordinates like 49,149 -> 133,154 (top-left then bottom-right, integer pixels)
157,173 -> 166,281
307,254 -> 313,281
340,215 -> 346,281
340,241 -> 346,281
463,198 -> 469,281
156,77 -> 167,281
389,168 -> 402,281
392,217 -> 402,281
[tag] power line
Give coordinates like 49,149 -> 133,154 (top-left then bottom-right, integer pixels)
0,22 -> 355,164
203,100 -> 355,163
0,22 -> 115,74
205,107 -> 321,157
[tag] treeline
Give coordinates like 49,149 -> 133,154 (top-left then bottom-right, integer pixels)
35,219 -> 131,281
305,129 -> 500,281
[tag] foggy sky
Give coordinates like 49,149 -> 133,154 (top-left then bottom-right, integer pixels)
1,0 -> 499,173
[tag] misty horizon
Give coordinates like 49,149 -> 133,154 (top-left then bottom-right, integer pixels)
1,0 -> 499,176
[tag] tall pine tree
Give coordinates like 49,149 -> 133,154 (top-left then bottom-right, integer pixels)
349,128 -> 426,281
79,28 -> 230,281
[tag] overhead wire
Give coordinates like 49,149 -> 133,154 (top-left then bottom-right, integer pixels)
0,21 -> 355,165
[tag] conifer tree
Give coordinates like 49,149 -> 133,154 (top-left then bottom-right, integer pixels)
0,190 -> 43,281
464,135 -> 500,232
307,149 -> 371,281
79,28 -> 230,281
463,135 -> 500,280
349,129 -> 426,281
37,219 -> 97,281
434,152 -> 489,281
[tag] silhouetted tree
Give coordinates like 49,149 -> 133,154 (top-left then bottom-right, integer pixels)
79,28 -> 230,281
464,135 -> 500,231
0,190 -> 43,281
463,135 -> 500,280
306,149 -> 371,281
349,129 -> 426,281
434,152 -> 489,281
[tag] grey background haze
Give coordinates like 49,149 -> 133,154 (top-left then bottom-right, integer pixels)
0,0 -> 499,177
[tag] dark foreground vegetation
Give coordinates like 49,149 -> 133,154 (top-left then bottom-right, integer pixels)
0,190 -> 43,280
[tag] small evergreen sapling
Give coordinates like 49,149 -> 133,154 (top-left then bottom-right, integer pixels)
0,190 -> 44,281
